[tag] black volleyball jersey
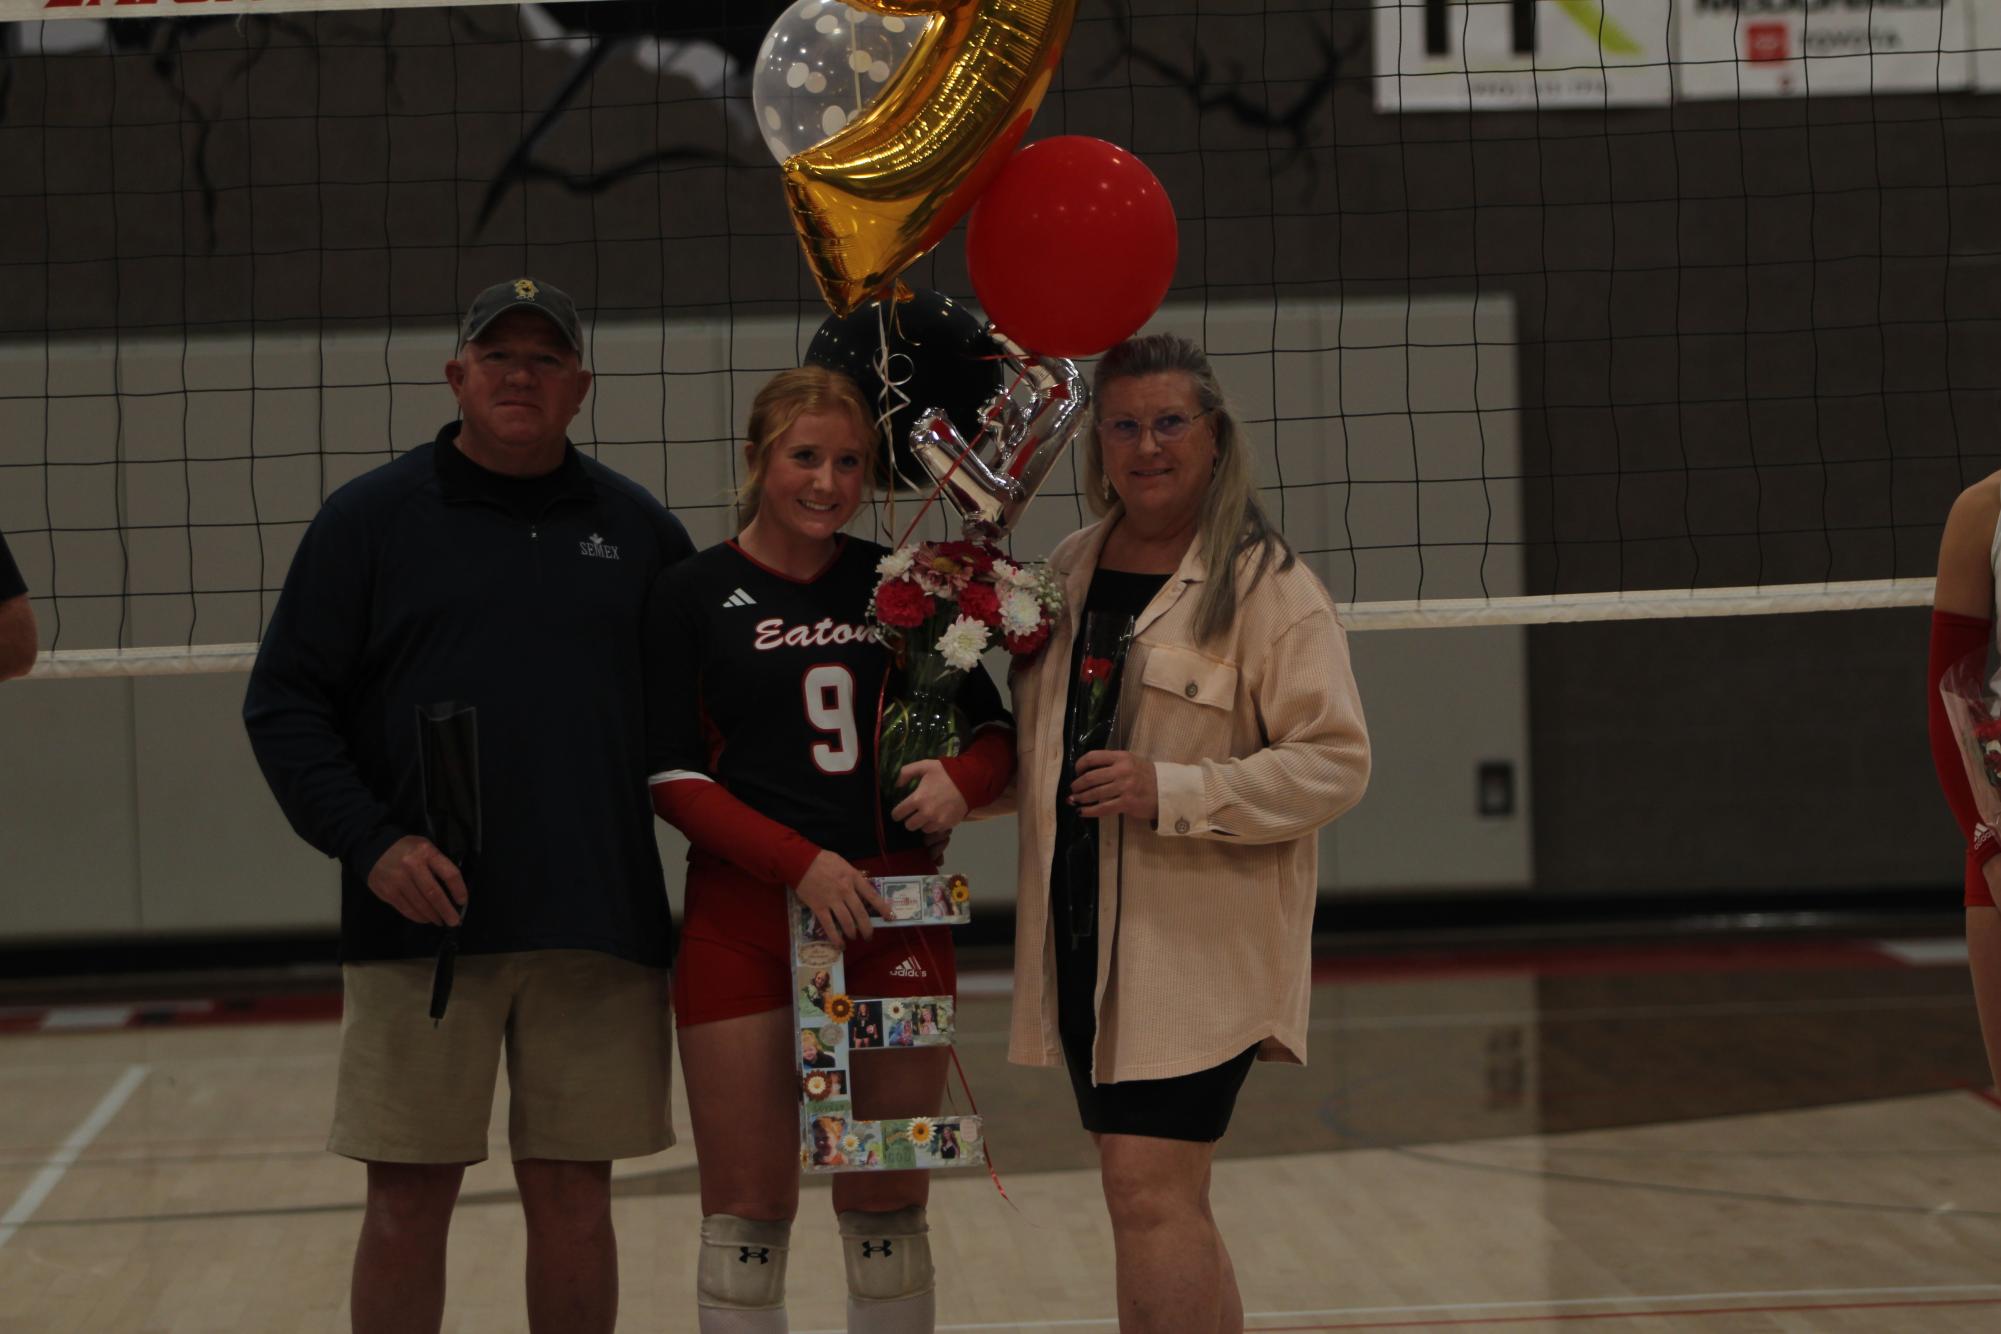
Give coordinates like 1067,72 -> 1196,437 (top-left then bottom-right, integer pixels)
643,536 -> 1009,864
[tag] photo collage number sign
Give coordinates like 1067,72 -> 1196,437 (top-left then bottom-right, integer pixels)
791,874 -> 984,1174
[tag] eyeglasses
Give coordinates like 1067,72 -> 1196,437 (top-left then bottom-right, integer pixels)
1095,409 -> 1213,447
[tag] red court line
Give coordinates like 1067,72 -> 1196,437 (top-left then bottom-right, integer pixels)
0,992 -> 340,1036
1248,1295 -> 2001,1330
1312,939 -> 1904,986
1960,1083 -> 2001,1114
0,937 -> 1939,1036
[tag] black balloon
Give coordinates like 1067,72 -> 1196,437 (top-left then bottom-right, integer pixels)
805,289 -> 1007,491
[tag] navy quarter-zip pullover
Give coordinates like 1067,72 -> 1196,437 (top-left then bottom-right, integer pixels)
244,423 -> 694,965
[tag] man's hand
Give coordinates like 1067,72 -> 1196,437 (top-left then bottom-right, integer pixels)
1071,750 -> 1160,822
889,759 -> 970,835
795,850 -> 892,946
367,835 -> 466,927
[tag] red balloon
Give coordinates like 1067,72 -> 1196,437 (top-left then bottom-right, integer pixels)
965,136 -> 1178,359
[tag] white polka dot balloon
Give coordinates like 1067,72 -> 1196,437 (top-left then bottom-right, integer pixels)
753,0 -> 931,165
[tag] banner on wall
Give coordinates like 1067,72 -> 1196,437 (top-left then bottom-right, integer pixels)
1373,0 -> 1674,112
1674,0 -> 1975,100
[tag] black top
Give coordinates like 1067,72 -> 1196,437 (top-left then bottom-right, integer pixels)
643,537 -> 1010,865
0,528 -> 24,601
1052,568 -> 1170,1038
1052,569 -> 1171,825
243,423 -> 695,966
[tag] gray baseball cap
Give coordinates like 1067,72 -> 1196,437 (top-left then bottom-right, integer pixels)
459,277 -> 583,352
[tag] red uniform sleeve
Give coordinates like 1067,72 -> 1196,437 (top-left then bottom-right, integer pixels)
1927,611 -> 2000,898
937,724 -> 1016,811
651,775 -> 824,889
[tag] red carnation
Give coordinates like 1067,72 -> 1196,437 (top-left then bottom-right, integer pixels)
957,582 -> 1002,626
1005,624 -> 1051,657
875,579 -> 935,629
1079,655 -> 1114,683
937,540 -> 998,573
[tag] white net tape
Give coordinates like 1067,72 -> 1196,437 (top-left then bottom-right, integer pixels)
26,578 -> 1937,679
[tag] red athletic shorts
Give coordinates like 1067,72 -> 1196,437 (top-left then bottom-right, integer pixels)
673,848 -> 958,1028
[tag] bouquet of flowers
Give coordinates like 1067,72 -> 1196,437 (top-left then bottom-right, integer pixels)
870,539 -> 1062,802
1938,649 -> 2001,831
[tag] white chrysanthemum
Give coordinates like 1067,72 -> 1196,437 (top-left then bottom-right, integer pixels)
991,559 -> 1028,587
999,589 -> 1043,636
876,547 -> 915,579
935,616 -> 990,671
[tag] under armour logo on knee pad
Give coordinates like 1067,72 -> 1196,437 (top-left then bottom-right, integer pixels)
861,1240 -> 894,1258
738,1246 -> 771,1264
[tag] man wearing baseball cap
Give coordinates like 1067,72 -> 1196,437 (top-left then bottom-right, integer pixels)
246,278 -> 692,1333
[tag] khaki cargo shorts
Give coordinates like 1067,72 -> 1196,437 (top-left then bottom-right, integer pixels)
329,949 -> 675,1164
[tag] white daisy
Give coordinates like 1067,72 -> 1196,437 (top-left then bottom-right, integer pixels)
999,589 -> 1043,636
935,616 -> 990,672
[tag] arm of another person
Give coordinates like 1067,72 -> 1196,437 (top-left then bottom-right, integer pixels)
0,593 -> 35,682
1930,478 -> 2001,897
241,502 -> 462,925
1147,602 -> 1371,845
0,530 -> 33,681
640,567 -> 887,942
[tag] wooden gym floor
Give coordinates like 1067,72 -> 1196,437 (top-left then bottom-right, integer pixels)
4,929 -> 2000,1332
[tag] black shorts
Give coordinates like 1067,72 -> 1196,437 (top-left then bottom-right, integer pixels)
1059,1025 -> 1257,1143
1049,844 -> 1256,1142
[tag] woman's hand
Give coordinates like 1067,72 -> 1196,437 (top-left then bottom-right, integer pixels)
794,851 -> 892,946
890,759 -> 970,835
1071,750 -> 1159,822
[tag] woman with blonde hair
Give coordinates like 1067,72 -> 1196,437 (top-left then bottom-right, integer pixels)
1007,334 -> 1371,1333
644,365 -> 1015,1334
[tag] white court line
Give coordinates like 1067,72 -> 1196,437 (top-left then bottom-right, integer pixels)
795,1281 -> 2001,1333
1879,938 -> 1970,966
0,1063 -> 148,1251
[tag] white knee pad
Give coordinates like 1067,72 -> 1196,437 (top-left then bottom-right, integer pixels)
698,1214 -> 792,1314
837,1206 -> 935,1304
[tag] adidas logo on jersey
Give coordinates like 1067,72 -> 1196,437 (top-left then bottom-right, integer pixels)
722,588 -> 758,608
888,957 -> 927,980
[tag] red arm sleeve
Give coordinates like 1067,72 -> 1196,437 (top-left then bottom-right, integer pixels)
937,724 -> 1016,812
1927,610 -> 2000,888
651,776 -> 823,888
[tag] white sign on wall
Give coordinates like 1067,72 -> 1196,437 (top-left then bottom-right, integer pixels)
1374,0 -> 1674,112
1674,0 -> 1975,100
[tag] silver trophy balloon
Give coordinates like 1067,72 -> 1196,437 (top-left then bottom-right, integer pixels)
906,328 -> 1089,541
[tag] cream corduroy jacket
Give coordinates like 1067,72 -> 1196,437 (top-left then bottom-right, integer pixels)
1006,519 -> 1371,1083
